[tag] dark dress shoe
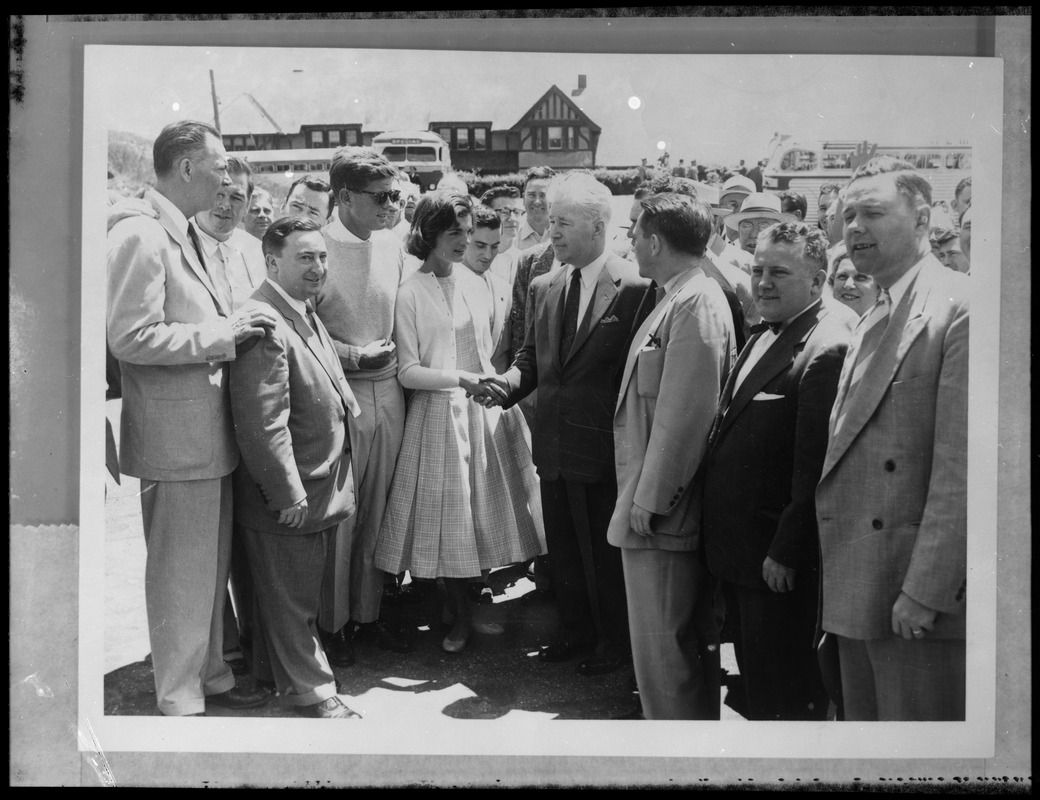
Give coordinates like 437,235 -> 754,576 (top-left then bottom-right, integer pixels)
327,626 -> 356,667
354,620 -> 413,653
538,636 -> 596,663
206,684 -> 273,710
578,650 -> 631,676
297,696 -> 363,719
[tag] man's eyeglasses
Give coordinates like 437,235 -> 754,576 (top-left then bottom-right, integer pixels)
495,207 -> 524,219
738,219 -> 776,234
350,188 -> 401,205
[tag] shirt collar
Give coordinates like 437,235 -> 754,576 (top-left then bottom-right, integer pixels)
885,255 -> 927,309
266,278 -> 310,318
662,265 -> 702,297
516,217 -> 547,245
189,217 -> 228,257
566,249 -> 609,290
150,189 -> 189,239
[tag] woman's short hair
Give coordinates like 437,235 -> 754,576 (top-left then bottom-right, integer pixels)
406,190 -> 473,260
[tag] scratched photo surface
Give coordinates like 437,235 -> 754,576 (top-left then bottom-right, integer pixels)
32,13 -> 1016,782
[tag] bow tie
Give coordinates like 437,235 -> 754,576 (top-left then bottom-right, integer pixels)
750,320 -> 784,335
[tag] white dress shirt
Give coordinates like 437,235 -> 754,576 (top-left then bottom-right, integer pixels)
563,250 -> 609,326
733,298 -> 822,394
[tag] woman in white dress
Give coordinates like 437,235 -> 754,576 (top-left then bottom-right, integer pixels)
374,190 -> 543,653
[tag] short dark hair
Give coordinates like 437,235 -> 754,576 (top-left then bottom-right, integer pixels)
777,190 -> 808,220
470,203 -> 501,231
636,192 -> 713,258
849,156 -> 932,207
226,155 -> 254,198
522,165 -> 556,192
758,221 -> 829,275
261,215 -> 323,258
329,146 -> 398,198
152,120 -> 221,178
480,184 -> 521,206
406,190 -> 473,260
634,175 -> 700,201
818,183 -> 843,198
954,176 -> 972,200
285,174 -> 335,219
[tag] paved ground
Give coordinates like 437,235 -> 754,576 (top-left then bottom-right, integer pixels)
104,399 -> 745,722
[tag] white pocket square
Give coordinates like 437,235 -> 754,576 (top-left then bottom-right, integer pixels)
752,392 -> 784,401
600,315 -> 619,324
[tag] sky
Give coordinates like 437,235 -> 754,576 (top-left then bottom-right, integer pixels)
87,46 -> 990,167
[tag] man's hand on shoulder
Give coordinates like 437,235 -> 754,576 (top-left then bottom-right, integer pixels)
230,305 -> 278,345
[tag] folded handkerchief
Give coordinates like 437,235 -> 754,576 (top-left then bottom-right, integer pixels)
752,392 -> 784,401
600,315 -> 619,324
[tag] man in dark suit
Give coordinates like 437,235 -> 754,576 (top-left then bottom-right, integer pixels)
482,172 -> 652,675
817,158 -> 968,721
703,222 -> 854,720
229,217 -> 364,719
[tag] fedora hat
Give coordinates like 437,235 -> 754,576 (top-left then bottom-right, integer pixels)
718,174 -> 756,202
724,192 -> 797,232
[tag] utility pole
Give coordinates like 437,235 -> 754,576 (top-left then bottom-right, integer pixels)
210,69 -> 221,133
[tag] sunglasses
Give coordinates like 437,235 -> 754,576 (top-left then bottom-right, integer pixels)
351,188 -> 401,205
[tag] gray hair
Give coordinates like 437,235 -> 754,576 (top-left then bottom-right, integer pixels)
546,171 -> 612,227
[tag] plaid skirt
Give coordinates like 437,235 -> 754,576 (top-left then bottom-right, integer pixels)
374,387 -> 545,579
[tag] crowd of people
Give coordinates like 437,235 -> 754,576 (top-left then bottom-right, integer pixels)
106,119 -> 969,722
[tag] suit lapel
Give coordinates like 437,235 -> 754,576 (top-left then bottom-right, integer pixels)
821,268 -> 934,480
718,305 -> 822,439
150,192 -> 231,317
564,256 -> 620,366
546,268 -> 568,371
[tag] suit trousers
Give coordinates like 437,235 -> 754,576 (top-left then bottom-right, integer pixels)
139,476 -> 236,716
837,635 -> 965,721
320,375 -> 405,631
221,521 -> 256,657
244,525 -> 339,707
622,548 -> 720,720
722,577 -> 829,720
540,476 -> 629,654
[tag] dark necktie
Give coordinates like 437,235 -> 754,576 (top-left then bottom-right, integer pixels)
560,268 -> 582,361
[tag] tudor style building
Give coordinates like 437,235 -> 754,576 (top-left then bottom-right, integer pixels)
221,83 -> 602,176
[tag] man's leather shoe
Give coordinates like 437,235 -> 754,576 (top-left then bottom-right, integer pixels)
297,696 -> 362,719
578,651 -> 631,676
206,684 -> 272,710
354,620 -> 413,653
538,636 -> 596,663
327,627 -> 356,667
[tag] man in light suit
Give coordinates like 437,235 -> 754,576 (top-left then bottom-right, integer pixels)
703,222 -> 853,721
608,193 -> 735,719
107,120 -> 277,716
817,157 -> 969,720
483,172 -> 653,675
230,217 -> 364,719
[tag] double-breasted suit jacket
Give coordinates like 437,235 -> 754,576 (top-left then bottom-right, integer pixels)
703,301 -> 854,586
816,256 -> 969,641
229,280 -> 361,535
503,252 -> 653,482
607,267 -> 736,549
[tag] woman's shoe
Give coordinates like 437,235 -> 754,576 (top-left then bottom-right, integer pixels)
443,604 -> 504,635
442,629 -> 470,653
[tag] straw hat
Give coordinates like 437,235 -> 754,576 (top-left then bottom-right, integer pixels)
724,192 -> 798,232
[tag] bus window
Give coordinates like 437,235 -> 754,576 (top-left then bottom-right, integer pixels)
823,150 -> 852,169
957,152 -> 971,170
925,153 -> 942,169
381,146 -> 407,163
780,148 -> 818,171
408,147 -> 437,162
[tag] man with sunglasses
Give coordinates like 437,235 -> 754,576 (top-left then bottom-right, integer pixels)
313,146 -> 412,670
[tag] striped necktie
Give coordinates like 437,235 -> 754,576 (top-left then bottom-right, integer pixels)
832,288 -> 891,437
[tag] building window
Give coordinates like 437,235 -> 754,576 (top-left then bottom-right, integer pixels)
310,130 -> 323,147
329,129 -> 341,146
438,127 -> 452,145
547,126 -> 563,150
456,127 -> 470,150
474,128 -> 487,151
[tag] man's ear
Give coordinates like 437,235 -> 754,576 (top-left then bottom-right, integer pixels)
176,155 -> 193,184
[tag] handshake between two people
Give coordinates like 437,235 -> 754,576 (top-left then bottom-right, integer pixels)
459,373 -> 511,408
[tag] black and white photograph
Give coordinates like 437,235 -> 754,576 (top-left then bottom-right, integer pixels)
10,12 -> 1031,789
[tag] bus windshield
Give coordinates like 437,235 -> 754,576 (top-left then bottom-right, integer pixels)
380,146 -> 438,163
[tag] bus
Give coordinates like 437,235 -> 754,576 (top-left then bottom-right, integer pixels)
370,130 -> 452,191
762,137 -> 972,226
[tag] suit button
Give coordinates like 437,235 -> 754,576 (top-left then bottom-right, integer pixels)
884,460 -> 896,472
872,519 -> 883,530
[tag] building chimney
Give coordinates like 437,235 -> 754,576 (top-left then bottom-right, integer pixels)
571,74 -> 586,97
